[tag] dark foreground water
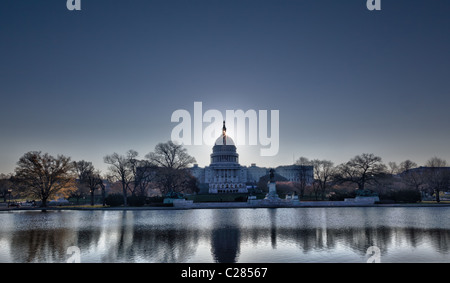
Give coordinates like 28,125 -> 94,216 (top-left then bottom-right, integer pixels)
1,207 -> 450,263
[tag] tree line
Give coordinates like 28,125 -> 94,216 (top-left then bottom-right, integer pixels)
2,145 -> 449,207
2,141 -> 197,207
293,153 -> 450,202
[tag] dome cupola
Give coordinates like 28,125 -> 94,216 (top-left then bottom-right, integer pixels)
210,121 -> 239,164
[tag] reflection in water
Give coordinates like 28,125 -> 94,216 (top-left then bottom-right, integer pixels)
211,227 -> 240,263
1,208 -> 450,263
210,209 -> 240,263
269,209 -> 277,249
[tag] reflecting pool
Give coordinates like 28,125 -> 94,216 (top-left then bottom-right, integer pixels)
1,207 -> 449,262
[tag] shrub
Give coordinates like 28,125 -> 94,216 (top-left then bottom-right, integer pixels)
390,189 -> 421,203
147,196 -> 164,204
105,193 -> 124,207
379,189 -> 421,203
127,195 -> 146,207
234,196 -> 247,202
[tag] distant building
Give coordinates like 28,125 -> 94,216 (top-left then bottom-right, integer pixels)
190,121 -> 313,194
401,166 -> 450,175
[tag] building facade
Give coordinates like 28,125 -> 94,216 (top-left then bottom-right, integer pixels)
191,121 -> 313,194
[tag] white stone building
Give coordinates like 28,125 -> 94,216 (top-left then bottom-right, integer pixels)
191,121 -> 314,194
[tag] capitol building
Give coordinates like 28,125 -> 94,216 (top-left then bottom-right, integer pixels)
191,121 -> 313,194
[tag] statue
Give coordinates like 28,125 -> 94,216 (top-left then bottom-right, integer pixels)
264,168 -> 280,201
269,168 -> 275,182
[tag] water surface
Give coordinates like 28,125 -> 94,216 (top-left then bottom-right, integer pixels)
0,207 -> 449,262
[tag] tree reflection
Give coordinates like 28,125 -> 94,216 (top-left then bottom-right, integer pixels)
92,211 -> 200,262
9,228 -> 75,262
1,210 -> 450,263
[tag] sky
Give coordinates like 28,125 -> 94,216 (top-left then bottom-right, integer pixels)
1,0 -> 450,174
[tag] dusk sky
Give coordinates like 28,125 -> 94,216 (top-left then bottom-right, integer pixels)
1,0 -> 450,174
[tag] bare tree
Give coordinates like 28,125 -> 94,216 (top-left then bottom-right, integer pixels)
399,160 -> 417,173
146,141 -> 196,170
145,141 -> 196,195
388,161 -> 400,175
99,176 -> 107,206
334,153 -> 387,192
104,150 -> 137,206
295,157 -> 312,198
85,170 -> 103,206
311,159 -> 335,200
0,173 -> 13,203
404,172 -> 425,196
424,157 -> 450,203
398,160 -> 425,197
129,159 -> 156,197
426,157 -> 447,168
74,160 -> 104,206
72,160 -> 93,204
13,151 -> 76,207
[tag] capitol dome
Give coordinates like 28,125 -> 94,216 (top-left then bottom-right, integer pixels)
210,121 -> 239,164
207,121 -> 245,193
190,119 -> 315,195
214,135 -> 235,146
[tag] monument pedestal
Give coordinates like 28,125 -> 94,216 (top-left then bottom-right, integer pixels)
265,181 -> 280,200
250,168 -> 302,207
248,179 -> 302,207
